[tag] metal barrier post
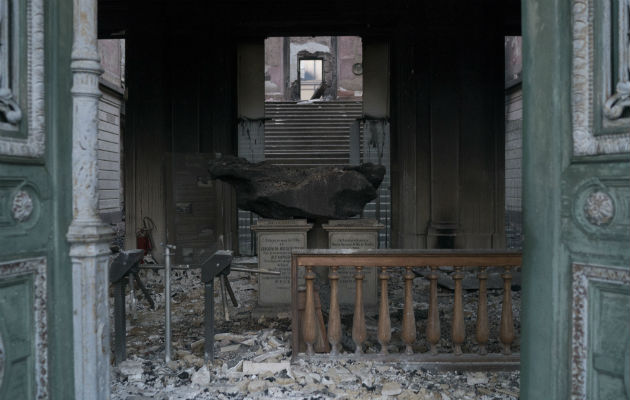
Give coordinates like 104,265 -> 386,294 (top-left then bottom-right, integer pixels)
164,244 -> 175,362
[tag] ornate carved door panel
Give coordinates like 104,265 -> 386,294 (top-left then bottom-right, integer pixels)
0,0 -> 72,398
568,1 -> 630,398
522,1 -> 629,399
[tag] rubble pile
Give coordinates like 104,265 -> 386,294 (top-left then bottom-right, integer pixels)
111,268 -> 520,399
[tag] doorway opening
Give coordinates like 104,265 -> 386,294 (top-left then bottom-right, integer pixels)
237,36 -> 392,255
299,58 -> 323,100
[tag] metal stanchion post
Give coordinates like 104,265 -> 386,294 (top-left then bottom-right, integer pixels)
129,274 -> 137,319
204,278 -> 215,362
164,244 -> 175,362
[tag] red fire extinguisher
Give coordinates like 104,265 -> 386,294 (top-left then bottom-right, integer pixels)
136,217 -> 156,262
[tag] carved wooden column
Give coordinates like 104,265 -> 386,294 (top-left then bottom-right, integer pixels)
352,266 -> 366,354
327,266 -> 342,355
500,266 -> 514,355
452,267 -> 465,355
475,267 -> 489,355
377,267 -> 391,354
67,0 -> 114,398
401,266 -> 416,354
302,266 -> 317,355
426,266 -> 440,354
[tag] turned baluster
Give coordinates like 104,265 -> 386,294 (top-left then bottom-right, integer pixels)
327,266 -> 342,355
302,266 -> 317,356
352,266 -> 367,354
377,267 -> 392,355
426,266 -> 440,354
401,266 -> 416,355
452,266 -> 465,355
499,266 -> 515,355
475,266 -> 489,355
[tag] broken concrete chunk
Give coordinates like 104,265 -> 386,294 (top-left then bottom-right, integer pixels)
242,360 -> 292,375
466,371 -> 489,385
191,365 -> 210,386
268,336 -> 283,348
182,354 -> 204,368
229,359 -> 244,372
252,348 -> 284,362
214,332 -> 246,343
220,344 -> 241,353
247,379 -> 268,393
382,382 -> 403,396
190,338 -> 204,354
118,359 -> 144,382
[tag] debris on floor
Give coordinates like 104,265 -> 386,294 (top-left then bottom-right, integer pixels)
111,268 -> 520,399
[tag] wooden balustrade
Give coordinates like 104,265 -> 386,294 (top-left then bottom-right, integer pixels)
291,249 -> 522,369
499,266 -> 515,355
302,266 -> 317,356
352,266 -> 367,354
327,266 -> 342,355
401,266 -> 416,355
426,266 -> 440,354
452,266 -> 465,355
476,267 -> 489,355
377,267 -> 391,355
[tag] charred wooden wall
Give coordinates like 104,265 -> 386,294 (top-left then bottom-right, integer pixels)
123,5 -> 238,260
390,3 -> 506,249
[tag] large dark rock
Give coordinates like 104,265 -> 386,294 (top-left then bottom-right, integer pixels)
208,157 -> 385,219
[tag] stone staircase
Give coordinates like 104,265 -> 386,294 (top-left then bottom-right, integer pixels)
264,101 -> 363,167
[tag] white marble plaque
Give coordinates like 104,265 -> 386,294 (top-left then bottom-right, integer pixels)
252,219 -> 312,305
323,219 -> 384,306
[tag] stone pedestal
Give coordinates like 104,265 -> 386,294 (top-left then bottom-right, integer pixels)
323,219 -> 384,306
251,219 -> 312,306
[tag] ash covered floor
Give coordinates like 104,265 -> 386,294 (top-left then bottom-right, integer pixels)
110,267 -> 520,399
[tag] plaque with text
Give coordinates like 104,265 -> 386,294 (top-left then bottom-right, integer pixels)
252,219 -> 312,305
323,220 -> 384,305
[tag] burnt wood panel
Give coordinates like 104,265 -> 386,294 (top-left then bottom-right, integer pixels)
124,13 -> 171,259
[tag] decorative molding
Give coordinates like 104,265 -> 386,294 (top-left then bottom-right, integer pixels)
0,89 -> 22,125
583,191 -> 614,226
0,257 -> 48,399
571,263 -> 630,400
0,0 -> 45,158
68,0 -> 114,398
604,82 -> 630,120
0,0 -> 23,126
0,179 -> 41,233
602,0 -> 629,120
11,190 -> 33,222
571,0 -> 630,156
570,177 -> 629,240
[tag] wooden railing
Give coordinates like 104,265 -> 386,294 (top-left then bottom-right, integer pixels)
291,249 -> 522,369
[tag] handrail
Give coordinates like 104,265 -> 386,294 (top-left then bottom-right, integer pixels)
290,249 -> 522,369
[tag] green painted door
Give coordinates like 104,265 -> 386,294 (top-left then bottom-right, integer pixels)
521,1 -> 630,399
0,0 -> 74,399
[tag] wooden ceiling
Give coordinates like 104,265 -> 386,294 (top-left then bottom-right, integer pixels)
98,0 -> 522,39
